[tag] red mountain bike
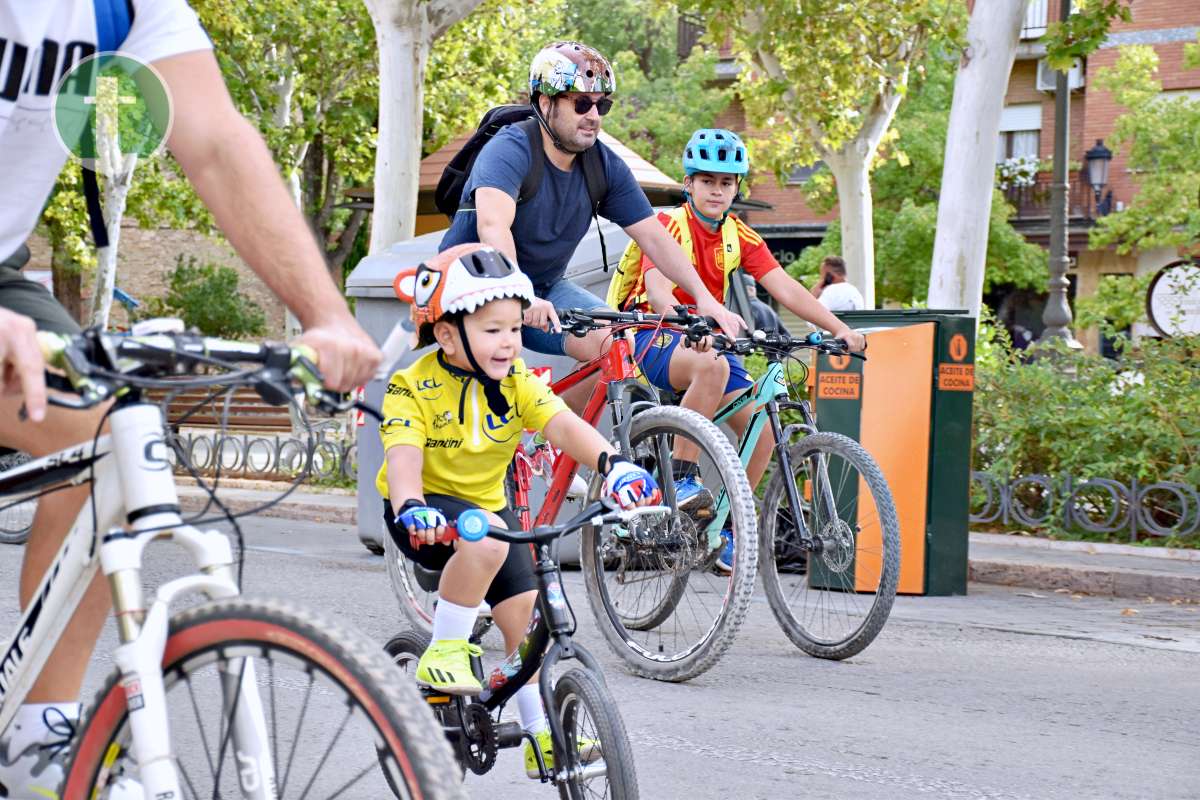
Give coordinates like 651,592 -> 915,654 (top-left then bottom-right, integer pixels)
386,309 -> 758,682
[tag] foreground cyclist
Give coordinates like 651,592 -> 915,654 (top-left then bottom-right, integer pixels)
0,2 -> 380,795
611,129 -> 865,570
381,244 -> 659,778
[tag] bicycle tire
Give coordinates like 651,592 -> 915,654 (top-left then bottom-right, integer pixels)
580,406 -> 757,682
385,529 -> 437,632
760,432 -> 900,660
0,451 -> 35,545
64,596 -> 465,800
553,667 -> 638,800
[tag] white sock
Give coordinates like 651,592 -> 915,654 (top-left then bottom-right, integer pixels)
430,598 -> 479,643
515,684 -> 548,735
3,702 -> 80,757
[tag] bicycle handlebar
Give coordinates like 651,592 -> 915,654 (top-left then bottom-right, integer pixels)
412,501 -> 670,549
35,325 -> 383,420
556,307 -> 866,360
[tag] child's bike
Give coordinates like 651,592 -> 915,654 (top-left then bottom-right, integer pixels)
387,308 -> 758,682
385,501 -> 664,799
711,327 -> 901,659
8,326 -> 462,799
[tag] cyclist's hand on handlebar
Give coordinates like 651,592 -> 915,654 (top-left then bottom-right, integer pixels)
694,295 -> 746,337
682,334 -> 715,353
524,297 -> 561,334
296,316 -> 382,392
396,503 -> 449,548
602,456 -> 661,509
0,309 -> 46,422
833,327 -> 867,354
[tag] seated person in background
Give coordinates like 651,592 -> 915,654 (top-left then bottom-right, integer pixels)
610,129 -> 865,571
380,243 -> 659,777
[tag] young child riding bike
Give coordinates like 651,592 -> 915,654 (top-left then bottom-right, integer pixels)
609,128 -> 866,571
380,243 -> 660,777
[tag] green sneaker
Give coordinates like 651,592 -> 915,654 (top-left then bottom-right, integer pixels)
523,728 -> 602,778
415,639 -> 483,695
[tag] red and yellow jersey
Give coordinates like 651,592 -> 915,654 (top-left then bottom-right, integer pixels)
639,204 -> 782,308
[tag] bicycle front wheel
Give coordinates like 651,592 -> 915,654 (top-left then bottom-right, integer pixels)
760,432 -> 900,660
65,596 -> 464,799
554,668 -> 638,800
580,406 -> 757,682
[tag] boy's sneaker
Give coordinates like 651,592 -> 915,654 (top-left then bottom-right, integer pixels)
673,476 -> 714,517
415,639 -> 483,695
714,530 -> 734,574
523,728 -> 602,779
0,720 -> 144,799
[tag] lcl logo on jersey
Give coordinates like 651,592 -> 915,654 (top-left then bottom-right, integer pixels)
415,377 -> 444,400
483,411 -> 519,444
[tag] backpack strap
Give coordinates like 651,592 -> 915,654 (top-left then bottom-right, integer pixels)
579,144 -> 610,271
85,0 -> 134,248
515,117 -> 545,206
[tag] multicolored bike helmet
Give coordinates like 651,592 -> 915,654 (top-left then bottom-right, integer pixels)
394,243 -> 534,346
529,41 -> 616,98
682,129 -> 749,177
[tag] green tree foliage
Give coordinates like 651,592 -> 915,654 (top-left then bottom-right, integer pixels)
789,52 -> 1045,305
195,0 -> 377,275
1043,0 -> 1133,71
423,0 -> 568,155
1088,40 -> 1200,254
139,255 -> 266,338
1074,271 -> 1155,337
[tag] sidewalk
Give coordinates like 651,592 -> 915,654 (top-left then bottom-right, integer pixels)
176,481 -> 1200,601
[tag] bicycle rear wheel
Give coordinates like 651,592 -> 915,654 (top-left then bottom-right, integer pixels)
386,531 -> 439,632
580,406 -> 757,682
760,432 -> 900,660
65,597 -> 464,799
0,451 -> 35,545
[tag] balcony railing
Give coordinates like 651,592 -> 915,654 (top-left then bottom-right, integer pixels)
1022,0 -> 1049,39
1003,171 -> 1096,220
678,13 -> 704,60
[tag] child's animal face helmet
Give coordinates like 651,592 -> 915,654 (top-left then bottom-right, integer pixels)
394,244 -> 535,335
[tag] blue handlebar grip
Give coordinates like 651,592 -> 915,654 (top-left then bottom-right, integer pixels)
806,332 -> 824,345
456,509 -> 490,542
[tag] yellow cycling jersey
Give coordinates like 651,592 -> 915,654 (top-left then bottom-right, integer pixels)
375,350 -> 568,512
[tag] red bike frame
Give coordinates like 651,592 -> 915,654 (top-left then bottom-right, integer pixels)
509,326 -> 649,530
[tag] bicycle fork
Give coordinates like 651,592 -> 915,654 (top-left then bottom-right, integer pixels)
100,404 -> 277,799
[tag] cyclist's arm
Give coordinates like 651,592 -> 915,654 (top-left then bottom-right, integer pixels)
384,445 -> 427,515
152,50 -> 378,390
542,411 -> 616,474
758,270 -> 864,351
626,217 -> 746,335
642,267 -> 680,315
473,188 -> 519,264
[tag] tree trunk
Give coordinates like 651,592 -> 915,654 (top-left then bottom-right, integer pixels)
365,16 -> 427,254
927,0 -> 1026,316
824,148 -> 877,309
50,240 -> 84,324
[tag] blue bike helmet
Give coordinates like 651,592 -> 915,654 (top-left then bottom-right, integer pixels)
682,129 -> 749,177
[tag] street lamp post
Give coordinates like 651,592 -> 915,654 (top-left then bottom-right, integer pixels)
1085,138 -> 1113,215
1039,0 -> 1082,347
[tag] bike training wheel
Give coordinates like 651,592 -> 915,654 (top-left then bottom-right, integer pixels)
580,406 -> 757,682
65,597 -> 465,800
760,431 -> 900,660
0,450 -> 35,545
385,530 -> 438,633
553,667 -> 638,800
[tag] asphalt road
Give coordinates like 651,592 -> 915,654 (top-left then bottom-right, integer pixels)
0,517 -> 1196,800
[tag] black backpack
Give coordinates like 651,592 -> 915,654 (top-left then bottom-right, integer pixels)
434,104 -> 610,269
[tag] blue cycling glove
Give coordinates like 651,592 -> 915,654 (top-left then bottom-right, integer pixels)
601,456 -> 661,509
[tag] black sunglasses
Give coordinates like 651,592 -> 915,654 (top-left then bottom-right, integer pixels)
563,95 -> 614,116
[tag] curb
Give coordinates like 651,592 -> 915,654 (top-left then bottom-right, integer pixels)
177,486 -> 357,526
968,558 -> 1200,601
970,531 -> 1200,562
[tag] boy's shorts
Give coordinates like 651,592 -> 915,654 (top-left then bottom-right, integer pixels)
633,328 -> 754,398
382,494 -> 535,608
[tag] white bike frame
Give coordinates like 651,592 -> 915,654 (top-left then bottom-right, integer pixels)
0,401 -> 277,799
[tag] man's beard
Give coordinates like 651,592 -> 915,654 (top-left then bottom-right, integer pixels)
549,103 -> 598,153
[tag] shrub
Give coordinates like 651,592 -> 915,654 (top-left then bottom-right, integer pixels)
138,255 -> 267,339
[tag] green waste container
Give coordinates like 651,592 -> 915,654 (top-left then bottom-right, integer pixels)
811,309 -> 976,596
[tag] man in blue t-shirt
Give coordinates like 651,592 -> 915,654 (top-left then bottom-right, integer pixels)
440,41 -> 744,393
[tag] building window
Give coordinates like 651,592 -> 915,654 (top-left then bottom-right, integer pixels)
996,130 -> 1041,162
787,161 -> 823,185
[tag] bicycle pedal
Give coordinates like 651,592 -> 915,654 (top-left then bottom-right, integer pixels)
566,472 -> 589,499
